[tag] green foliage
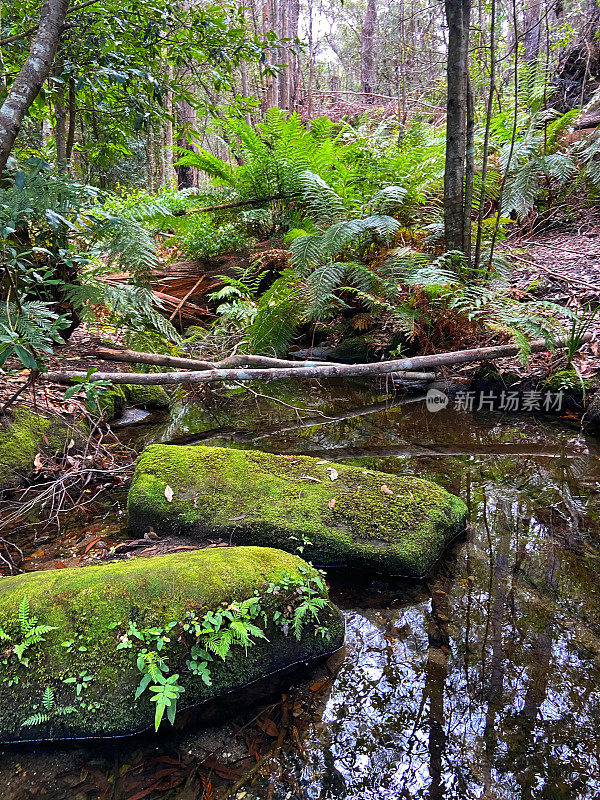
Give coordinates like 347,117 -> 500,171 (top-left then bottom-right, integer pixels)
175,109 -> 354,201
63,368 -> 113,411
149,674 -> 185,730
110,568 -> 330,730
22,686 -> 77,727
247,269 -> 304,355
381,247 -> 573,362
0,166 -> 181,370
564,306 -> 599,369
0,301 -> 69,370
0,597 -> 58,669
178,216 -> 248,260
491,107 -> 578,219
267,565 -> 329,640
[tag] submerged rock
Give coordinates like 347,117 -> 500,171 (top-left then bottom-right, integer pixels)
0,406 -> 72,490
0,547 -> 343,743
88,384 -> 171,420
128,445 -> 467,576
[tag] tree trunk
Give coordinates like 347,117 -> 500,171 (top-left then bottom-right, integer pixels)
0,0 -> 70,172
53,62 -> 67,172
288,0 -> 300,110
443,0 -> 472,253
361,0 -> 377,100
176,93 -> 198,189
523,0 -> 543,68
65,76 -> 76,171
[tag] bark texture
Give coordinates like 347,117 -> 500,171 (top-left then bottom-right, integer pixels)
44,336 -> 587,386
443,0 -> 472,252
0,0 -> 70,172
361,0 -> 377,99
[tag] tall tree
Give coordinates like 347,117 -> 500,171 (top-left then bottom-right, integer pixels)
0,0 -> 70,171
443,0 -> 472,253
361,0 -> 377,99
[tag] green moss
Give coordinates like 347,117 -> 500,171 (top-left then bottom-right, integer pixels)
329,336 -> 370,364
0,547 -> 344,742
88,385 -> 170,419
0,407 -> 71,489
87,385 -> 127,420
122,385 -> 170,409
545,368 -> 596,394
128,445 -> 467,577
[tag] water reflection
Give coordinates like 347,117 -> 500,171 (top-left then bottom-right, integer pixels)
292,459 -> 600,800
2,385 -> 600,799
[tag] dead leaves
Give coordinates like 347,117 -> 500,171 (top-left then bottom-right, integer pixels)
327,467 -> 339,481
328,498 -> 336,509
256,717 -> 279,737
380,485 -> 394,496
164,485 -> 174,503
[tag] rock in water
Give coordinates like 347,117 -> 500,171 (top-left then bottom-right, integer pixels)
128,445 -> 467,576
0,547 -> 344,742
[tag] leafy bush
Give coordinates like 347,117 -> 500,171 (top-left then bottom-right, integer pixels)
179,216 -> 248,260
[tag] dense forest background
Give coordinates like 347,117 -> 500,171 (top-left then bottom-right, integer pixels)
1,0 -> 599,394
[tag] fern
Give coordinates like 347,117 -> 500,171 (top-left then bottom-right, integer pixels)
248,270 -> 304,355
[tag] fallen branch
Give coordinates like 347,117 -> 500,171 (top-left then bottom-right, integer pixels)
172,193 -> 298,217
95,346 -> 340,370
47,335 -> 589,386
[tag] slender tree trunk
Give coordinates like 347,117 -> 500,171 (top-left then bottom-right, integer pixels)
0,0 -> 70,172
278,0 -> 288,108
463,74 -> 475,267
53,69 -> 68,173
164,62 -> 177,188
288,0 -> 300,110
65,75 -> 76,171
307,0 -> 315,116
443,0 -> 472,252
146,122 -> 155,193
523,0 -> 543,68
361,0 -> 377,101
176,91 -> 198,189
474,0 -> 496,270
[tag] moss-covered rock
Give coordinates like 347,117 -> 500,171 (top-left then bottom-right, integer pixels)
128,445 -> 467,576
544,368 -> 596,395
0,547 -> 344,743
329,336 -> 370,363
88,384 -> 170,420
123,384 -> 170,410
0,407 -> 71,489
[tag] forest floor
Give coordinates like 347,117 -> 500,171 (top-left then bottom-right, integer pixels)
1,207 -> 599,414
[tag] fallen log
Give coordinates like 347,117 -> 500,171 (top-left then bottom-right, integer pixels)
171,193 -> 298,217
95,347 -> 341,370
47,335 -> 589,386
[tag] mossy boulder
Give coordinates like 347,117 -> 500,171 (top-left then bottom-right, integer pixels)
123,384 -> 170,410
545,368 -> 596,395
0,407 -> 71,489
89,384 -> 171,420
329,336 -> 370,363
0,547 -> 343,743
128,445 -> 467,576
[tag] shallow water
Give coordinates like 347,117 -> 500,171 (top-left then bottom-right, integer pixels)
2,382 -> 600,799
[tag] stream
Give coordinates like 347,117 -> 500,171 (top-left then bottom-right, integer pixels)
2,381 -> 600,799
